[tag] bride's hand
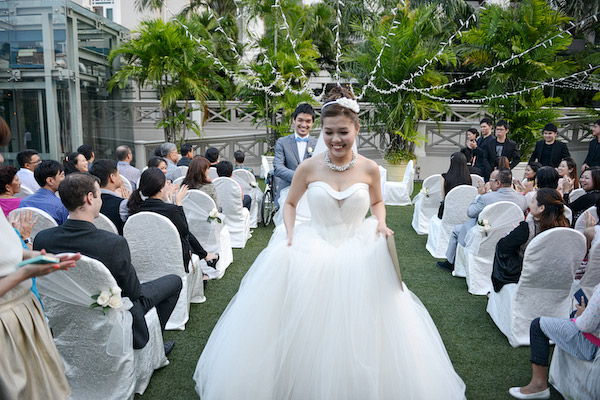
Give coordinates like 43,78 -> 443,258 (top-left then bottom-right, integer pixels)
376,223 -> 394,237
286,232 -> 293,246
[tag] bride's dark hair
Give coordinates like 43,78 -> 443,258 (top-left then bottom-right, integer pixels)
321,86 -> 359,128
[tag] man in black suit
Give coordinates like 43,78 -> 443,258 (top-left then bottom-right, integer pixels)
34,173 -> 182,353
484,119 -> 521,170
89,159 -> 127,235
582,119 -> 600,171
528,123 -> 570,168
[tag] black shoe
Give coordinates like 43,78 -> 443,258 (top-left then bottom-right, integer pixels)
164,340 -> 175,357
436,260 -> 454,272
206,254 -> 220,269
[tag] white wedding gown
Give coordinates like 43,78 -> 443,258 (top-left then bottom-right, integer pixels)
194,181 -> 466,399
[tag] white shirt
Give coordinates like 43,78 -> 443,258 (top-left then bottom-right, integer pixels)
295,132 -> 309,162
16,168 -> 40,193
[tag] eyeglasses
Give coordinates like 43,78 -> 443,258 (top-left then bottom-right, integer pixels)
28,159 -> 42,165
489,178 -> 498,182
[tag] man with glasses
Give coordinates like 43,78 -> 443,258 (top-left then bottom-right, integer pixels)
16,149 -> 41,192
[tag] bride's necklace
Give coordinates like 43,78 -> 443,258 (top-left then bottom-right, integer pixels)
324,150 -> 357,172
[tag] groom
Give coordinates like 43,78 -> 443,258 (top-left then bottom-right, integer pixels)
273,103 -> 317,202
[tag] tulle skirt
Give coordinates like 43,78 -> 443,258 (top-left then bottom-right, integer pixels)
194,217 -> 466,399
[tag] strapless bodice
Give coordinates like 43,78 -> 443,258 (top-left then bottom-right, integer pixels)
305,181 -> 370,244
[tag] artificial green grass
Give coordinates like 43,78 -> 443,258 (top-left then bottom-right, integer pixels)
137,183 -> 562,399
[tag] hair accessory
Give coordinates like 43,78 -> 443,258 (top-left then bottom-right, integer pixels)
322,97 -> 360,114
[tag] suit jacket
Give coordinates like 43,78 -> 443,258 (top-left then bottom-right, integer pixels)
100,191 -> 125,235
273,134 -> 318,197
484,138 -> 521,170
457,187 -> 527,246
529,140 -> 570,168
177,157 -> 192,167
584,138 -> 600,168
138,199 -> 206,271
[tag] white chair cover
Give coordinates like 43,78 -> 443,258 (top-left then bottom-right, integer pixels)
384,160 -> 414,206
486,228 -> 586,347
260,155 -> 271,179
133,306 -> 169,394
378,165 -> 387,202
178,165 -> 189,176
471,174 -> 484,188
273,186 -> 311,227
14,186 -> 34,198
94,213 -> 119,235
569,188 -> 586,203
208,167 -> 218,181
564,205 -> 572,225
122,177 -> 133,193
213,177 -> 251,248
426,185 -> 478,259
574,206 -> 597,234
182,190 -> 233,280
124,212 -> 193,330
36,255 -> 135,399
172,176 -> 185,186
232,168 -> 262,228
9,207 -> 58,240
411,174 -> 442,235
549,343 -> 600,400
455,202 -> 525,294
572,240 -> 600,302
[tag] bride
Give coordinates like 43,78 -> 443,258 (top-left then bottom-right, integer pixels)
193,87 -> 466,399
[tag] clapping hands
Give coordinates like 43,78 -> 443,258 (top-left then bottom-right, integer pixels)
9,210 -> 38,243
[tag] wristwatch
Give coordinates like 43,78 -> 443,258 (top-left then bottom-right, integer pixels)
23,237 -> 32,244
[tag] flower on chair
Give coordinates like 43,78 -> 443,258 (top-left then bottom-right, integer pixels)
90,287 -> 123,315
250,181 -> 258,188
207,208 -> 222,223
477,219 -> 491,237
420,187 -> 429,198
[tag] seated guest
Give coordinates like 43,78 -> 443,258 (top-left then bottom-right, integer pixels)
20,160 -> 69,225
524,166 -> 560,205
159,142 -> 183,182
77,144 -> 95,166
557,157 -> 579,195
89,159 -> 128,235
127,168 -> 219,270
16,149 -> 41,192
514,161 -> 541,195
64,152 -> 88,175
484,120 -> 520,170
205,147 -> 220,166
233,150 -> 254,175
438,152 -> 472,218
34,173 -> 182,352
492,188 -> 569,292
183,156 -> 219,207
562,167 -> 600,226
216,160 -> 251,210
178,143 -> 194,167
0,166 -> 23,217
148,156 -> 168,175
463,128 -> 487,176
116,145 -> 141,191
528,123 -> 570,168
508,283 -> 600,399
437,168 -> 528,272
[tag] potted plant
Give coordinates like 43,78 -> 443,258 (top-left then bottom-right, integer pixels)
382,127 -> 425,181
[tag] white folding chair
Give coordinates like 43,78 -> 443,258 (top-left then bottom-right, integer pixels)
14,186 -> 34,198
471,174 -> 484,188
9,207 -> 58,240
426,185 -> 478,259
411,174 -> 442,235
454,202 -> 524,294
178,166 -> 189,176
564,205 -> 572,225
172,176 -> 185,186
486,228 -> 586,347
121,177 -> 133,193
574,206 -> 597,234
549,343 -> 600,400
232,168 -> 262,228
124,212 -> 196,330
182,190 -> 233,280
569,188 -> 586,203
94,213 -> 119,235
213,177 -> 251,248
572,241 -> 600,300
384,160 -> 415,206
208,167 -> 218,181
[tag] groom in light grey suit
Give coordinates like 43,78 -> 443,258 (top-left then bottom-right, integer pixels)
273,103 -> 317,202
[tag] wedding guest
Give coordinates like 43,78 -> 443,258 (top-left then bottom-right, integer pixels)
524,166 -> 560,206
34,173 -> 181,353
509,283 -> 600,399
183,156 -> 219,207
478,118 -> 496,179
496,156 -> 510,170
148,156 -> 168,175
159,142 -> 183,182
514,162 -> 541,195
484,120 -> 520,170
492,188 -> 569,292
127,168 -> 219,270
528,123 -> 570,168
178,143 -> 194,167
438,152 -> 471,218
0,166 -> 22,217
234,150 -> 254,175
205,147 -> 220,166
77,144 -> 95,166
89,159 -> 128,235
216,160 -> 251,210
20,160 -> 68,225
116,145 -> 140,191
562,167 -> 600,226
63,152 -> 88,175
557,157 -> 579,194
15,149 -> 41,192
581,119 -> 600,171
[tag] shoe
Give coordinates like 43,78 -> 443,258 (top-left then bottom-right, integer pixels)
164,340 -> 175,357
436,260 -> 454,272
206,254 -> 220,269
508,387 -> 550,399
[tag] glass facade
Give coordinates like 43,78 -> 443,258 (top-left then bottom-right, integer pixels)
0,0 -> 134,166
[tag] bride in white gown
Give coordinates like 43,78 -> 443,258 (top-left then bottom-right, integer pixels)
193,87 -> 466,399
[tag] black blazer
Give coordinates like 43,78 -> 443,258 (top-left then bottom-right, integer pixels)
528,140 -> 570,168
484,138 -> 521,169
100,192 -> 125,235
584,139 -> 600,168
139,198 -> 207,271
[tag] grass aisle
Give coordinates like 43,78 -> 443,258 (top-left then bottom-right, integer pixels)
137,183 -> 562,399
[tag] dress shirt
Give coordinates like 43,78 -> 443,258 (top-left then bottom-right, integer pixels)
165,159 -> 183,182
117,161 -> 141,191
16,168 -> 40,193
295,132 -> 309,162
19,188 -> 69,225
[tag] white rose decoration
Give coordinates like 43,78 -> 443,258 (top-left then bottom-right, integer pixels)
209,208 -> 219,218
250,181 -> 257,188
307,147 -> 313,154
108,295 -> 123,309
97,290 -> 111,307
111,286 -> 122,296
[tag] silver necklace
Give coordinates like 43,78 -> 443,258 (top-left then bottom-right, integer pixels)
324,150 -> 357,172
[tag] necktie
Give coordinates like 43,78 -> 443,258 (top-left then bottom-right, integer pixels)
296,136 -> 309,143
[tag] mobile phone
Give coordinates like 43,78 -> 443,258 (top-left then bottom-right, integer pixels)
17,255 -> 60,268
574,288 -> 589,306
